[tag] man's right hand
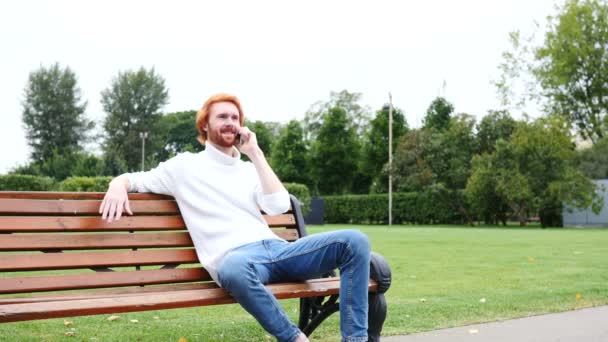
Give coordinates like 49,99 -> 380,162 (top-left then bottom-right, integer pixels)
99,175 -> 133,223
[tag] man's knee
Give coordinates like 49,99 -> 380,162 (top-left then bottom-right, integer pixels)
342,229 -> 371,256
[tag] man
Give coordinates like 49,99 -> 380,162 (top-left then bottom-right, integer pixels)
99,93 -> 371,342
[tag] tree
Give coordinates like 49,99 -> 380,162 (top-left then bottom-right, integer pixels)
310,107 -> 360,195
392,114 -> 478,224
22,63 -> 92,163
493,30 -> 541,112
245,120 -> 276,158
270,120 -> 310,186
101,67 -> 169,171
536,0 -> 608,143
465,153 -> 512,225
576,137 -> 608,179
466,116 -> 603,227
422,97 -> 454,131
363,104 -> 409,193
477,110 -> 517,154
303,90 -> 371,140
160,110 -> 201,156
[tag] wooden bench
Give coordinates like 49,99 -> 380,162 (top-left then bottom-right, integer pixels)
0,191 -> 391,340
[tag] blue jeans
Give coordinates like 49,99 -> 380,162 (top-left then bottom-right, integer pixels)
217,229 -> 371,342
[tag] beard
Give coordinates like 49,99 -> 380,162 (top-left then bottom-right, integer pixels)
208,125 -> 239,148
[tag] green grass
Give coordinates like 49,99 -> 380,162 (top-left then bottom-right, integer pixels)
2,225 -> 608,341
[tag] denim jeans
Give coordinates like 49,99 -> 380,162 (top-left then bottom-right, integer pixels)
217,229 -> 371,342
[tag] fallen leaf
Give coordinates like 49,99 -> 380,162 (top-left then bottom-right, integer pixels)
178,337 -> 187,342
153,316 -> 160,320
130,319 -> 139,323
63,320 -> 73,326
65,331 -> 75,336
576,293 -> 582,300
469,329 -> 479,334
479,298 -> 486,303
107,315 -> 120,321
419,298 -> 427,303
528,257 -> 536,262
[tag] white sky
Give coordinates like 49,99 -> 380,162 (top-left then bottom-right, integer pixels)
0,0 -> 555,173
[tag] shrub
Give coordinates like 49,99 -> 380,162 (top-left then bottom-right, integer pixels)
0,174 -> 55,191
57,176 -> 113,192
324,192 -> 461,224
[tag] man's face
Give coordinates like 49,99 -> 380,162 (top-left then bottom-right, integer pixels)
207,101 -> 241,148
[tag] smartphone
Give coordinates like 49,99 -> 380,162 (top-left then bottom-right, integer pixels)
235,133 -> 244,147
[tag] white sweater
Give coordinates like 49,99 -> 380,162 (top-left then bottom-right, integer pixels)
125,143 -> 291,284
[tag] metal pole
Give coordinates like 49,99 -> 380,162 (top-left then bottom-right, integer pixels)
140,132 -> 148,171
388,93 -> 393,226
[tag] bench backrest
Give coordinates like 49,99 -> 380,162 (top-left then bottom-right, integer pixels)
0,191 -> 307,298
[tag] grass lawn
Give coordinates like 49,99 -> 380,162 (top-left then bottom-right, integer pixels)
2,225 -> 607,341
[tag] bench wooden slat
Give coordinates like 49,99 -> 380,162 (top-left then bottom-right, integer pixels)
0,216 -> 185,232
0,283 -> 219,305
0,267 -> 209,294
0,277 -> 341,305
0,199 -> 179,215
0,230 -> 298,251
0,232 -> 193,250
265,214 -> 296,227
0,278 -> 378,323
0,192 -> 172,200
0,214 -> 295,232
0,249 -> 199,271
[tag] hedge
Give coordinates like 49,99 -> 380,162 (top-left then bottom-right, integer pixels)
0,174 -> 55,191
57,176 -> 113,192
323,192 -> 463,224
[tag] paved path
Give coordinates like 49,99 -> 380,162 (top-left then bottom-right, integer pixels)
382,305 -> 608,342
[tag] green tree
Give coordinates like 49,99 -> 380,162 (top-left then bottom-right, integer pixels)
160,110 -> 201,155
303,90 -> 371,140
22,63 -> 92,163
270,120 -> 310,186
310,107 -> 360,195
422,97 -> 454,131
466,116 -> 603,227
576,137 -> 608,179
536,0 -> 608,143
393,114 -> 478,224
465,153 -> 512,225
101,67 -> 169,171
477,110 -> 517,154
246,120 -> 276,157
363,104 -> 409,193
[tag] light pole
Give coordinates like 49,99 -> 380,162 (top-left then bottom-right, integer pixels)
139,132 -> 148,171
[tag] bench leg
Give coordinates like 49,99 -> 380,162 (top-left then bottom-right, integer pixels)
298,294 -> 340,336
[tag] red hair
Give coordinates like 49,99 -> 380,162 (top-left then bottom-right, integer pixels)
195,93 -> 245,145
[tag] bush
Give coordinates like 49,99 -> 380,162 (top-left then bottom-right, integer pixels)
0,174 -> 55,191
284,182 -> 311,215
57,176 -> 113,192
323,192 -> 461,224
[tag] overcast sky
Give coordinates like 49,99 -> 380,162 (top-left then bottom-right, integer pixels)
0,0 -> 556,173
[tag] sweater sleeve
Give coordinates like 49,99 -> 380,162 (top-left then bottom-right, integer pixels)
255,187 -> 291,216
125,154 -> 186,196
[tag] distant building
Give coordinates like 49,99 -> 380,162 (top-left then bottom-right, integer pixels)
563,179 -> 608,227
